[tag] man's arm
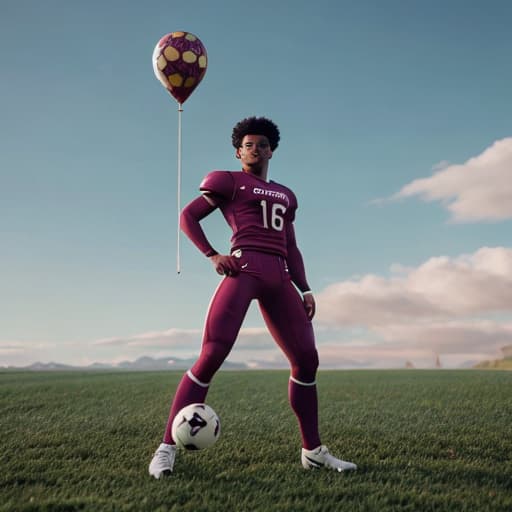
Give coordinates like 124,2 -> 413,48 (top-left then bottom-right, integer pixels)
180,195 -> 218,256
286,223 -> 316,320
180,196 -> 241,276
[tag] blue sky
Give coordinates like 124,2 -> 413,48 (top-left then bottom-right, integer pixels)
2,0 -> 512,368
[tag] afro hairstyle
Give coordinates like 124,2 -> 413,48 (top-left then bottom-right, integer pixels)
231,117 -> 280,151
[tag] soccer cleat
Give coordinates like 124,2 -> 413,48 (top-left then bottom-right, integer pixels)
301,445 -> 357,472
149,443 -> 177,479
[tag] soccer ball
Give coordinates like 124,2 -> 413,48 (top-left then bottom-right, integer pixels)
171,403 -> 220,450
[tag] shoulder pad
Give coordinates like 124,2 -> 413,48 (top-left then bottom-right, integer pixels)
199,171 -> 234,200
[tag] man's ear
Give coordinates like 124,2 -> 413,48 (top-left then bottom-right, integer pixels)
235,148 -> 241,159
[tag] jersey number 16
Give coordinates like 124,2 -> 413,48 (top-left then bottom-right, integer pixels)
260,200 -> 286,231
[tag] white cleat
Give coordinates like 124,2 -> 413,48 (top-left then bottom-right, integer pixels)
149,443 -> 177,479
301,445 -> 357,472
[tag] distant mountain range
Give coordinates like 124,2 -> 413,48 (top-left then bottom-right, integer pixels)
1,356 -> 249,372
2,354 -> 500,372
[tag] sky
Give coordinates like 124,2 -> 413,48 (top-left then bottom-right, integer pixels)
1,0 -> 512,369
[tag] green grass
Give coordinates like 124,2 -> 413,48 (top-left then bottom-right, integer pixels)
1,370 -> 511,511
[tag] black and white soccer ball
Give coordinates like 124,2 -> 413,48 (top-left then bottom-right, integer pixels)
171,403 -> 221,450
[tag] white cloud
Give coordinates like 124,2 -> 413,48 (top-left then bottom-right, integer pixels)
318,247 -> 512,326
234,327 -> 276,349
93,328 -> 202,348
91,326 -> 274,352
0,341 -> 58,367
373,320 -> 511,355
391,137 -> 512,222
315,247 -> 512,367
0,342 -> 27,355
316,342 -> 440,369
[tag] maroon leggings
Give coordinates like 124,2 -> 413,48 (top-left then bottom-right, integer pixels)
191,250 -> 318,383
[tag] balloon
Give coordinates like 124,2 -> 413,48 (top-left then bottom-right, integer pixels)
152,31 -> 208,104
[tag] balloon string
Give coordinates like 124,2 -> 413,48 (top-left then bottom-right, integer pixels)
177,103 -> 183,274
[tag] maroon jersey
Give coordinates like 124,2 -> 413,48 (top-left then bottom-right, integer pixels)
200,171 -> 298,257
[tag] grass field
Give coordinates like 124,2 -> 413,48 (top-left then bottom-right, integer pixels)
1,370 -> 511,511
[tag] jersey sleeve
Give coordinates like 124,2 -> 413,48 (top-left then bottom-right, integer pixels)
286,188 -> 298,222
199,171 -> 235,202
180,196 -> 218,257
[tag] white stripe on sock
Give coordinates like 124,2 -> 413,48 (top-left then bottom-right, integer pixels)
289,375 -> 316,387
186,369 -> 210,388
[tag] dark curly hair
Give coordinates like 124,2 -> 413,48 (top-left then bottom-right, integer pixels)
231,117 -> 280,151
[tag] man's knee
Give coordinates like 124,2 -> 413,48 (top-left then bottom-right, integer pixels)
291,348 -> 319,383
191,341 -> 231,382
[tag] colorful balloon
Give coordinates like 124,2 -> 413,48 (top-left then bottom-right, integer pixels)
152,31 -> 208,104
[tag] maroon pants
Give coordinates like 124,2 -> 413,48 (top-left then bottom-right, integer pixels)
192,250 -> 318,382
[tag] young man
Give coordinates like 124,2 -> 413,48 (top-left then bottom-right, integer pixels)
149,117 -> 357,478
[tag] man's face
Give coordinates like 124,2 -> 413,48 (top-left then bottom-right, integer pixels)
236,135 -> 273,168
